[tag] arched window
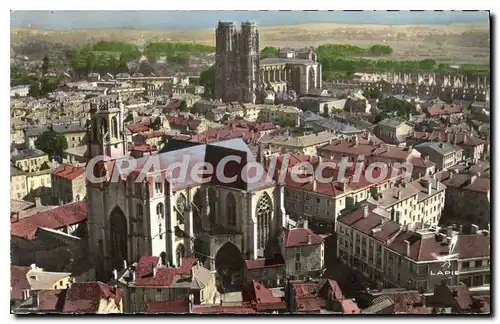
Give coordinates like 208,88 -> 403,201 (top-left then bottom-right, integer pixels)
176,244 -> 185,267
156,202 -> 164,219
111,116 -> 118,138
175,194 -> 187,225
160,251 -> 167,266
226,192 -> 237,227
100,119 -> 108,139
155,181 -> 163,194
256,193 -> 273,249
208,188 -> 217,227
308,67 -> 316,91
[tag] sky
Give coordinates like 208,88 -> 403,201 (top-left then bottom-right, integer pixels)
10,11 -> 490,30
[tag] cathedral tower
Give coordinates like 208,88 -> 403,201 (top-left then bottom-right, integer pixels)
87,95 -> 126,159
215,21 -> 261,103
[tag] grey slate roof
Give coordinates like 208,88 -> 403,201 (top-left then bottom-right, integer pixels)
415,141 -> 463,156
260,57 -> 317,65
301,110 -> 363,134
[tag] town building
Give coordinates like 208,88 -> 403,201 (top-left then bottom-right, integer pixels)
279,224 -> 324,280
415,142 -> 464,171
374,118 -> 414,146
51,164 -> 86,204
62,282 -> 124,314
114,256 -> 216,313
11,146 -> 52,202
11,165 -> 28,200
406,131 -> 485,161
336,206 -> 490,293
11,85 -> 30,98
438,170 -> 490,228
11,201 -> 88,271
243,255 -> 286,288
259,131 -> 336,156
257,104 -> 302,126
284,279 -> 360,314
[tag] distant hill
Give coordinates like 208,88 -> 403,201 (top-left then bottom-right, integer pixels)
10,22 -> 490,65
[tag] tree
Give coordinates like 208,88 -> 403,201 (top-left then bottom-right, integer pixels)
42,55 -> 50,76
260,46 -> 279,58
179,100 -> 188,112
28,83 -> 41,98
34,130 -> 68,161
150,117 -> 162,131
199,65 -> 216,99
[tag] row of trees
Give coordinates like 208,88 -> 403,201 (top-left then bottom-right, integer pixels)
144,42 -> 215,63
65,44 -> 130,76
375,97 -> 415,120
11,56 -> 64,98
34,130 -> 68,161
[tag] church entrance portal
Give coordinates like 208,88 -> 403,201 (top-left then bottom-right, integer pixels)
214,242 -> 244,293
109,206 -> 128,271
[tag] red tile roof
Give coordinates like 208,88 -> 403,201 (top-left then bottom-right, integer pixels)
63,282 -> 123,313
285,228 -> 323,248
127,122 -> 150,134
141,130 -> 166,139
133,256 -> 197,287
318,140 -> 417,163
245,255 -> 285,270
338,205 -> 490,261
441,173 -> 490,193
426,103 -> 462,117
454,234 -> 490,259
290,279 -> 352,313
408,131 -> 485,147
389,292 -> 432,314
52,163 -> 85,181
11,201 -> 88,240
144,298 -> 190,314
341,299 -> 361,314
279,161 -> 404,198
193,303 -> 257,314
167,115 -> 202,130
11,265 -> 30,300
37,289 -> 67,312
128,143 -> 157,152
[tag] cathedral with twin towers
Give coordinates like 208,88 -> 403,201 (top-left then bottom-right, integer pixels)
215,20 -> 322,104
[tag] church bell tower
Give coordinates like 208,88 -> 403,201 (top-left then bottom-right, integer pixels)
88,95 -> 126,160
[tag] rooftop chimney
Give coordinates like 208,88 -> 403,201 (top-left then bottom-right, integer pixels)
112,269 -> 118,280
396,191 -> 402,200
471,224 -> 478,234
363,205 -> 369,218
307,234 -> 312,244
123,260 -> 127,270
34,197 -> 42,208
428,181 -> 432,195
446,226 -> 453,238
